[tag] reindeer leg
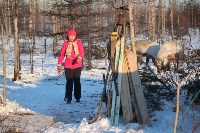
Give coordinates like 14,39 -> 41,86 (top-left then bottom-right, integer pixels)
146,54 -> 150,66
175,54 -> 180,71
172,59 -> 177,72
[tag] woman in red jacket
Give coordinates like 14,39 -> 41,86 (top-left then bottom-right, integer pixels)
57,29 -> 84,104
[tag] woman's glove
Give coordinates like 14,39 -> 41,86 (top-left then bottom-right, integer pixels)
57,64 -> 62,74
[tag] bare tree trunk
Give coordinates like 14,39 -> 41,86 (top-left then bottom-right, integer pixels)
29,0 -> 35,74
29,0 -> 33,39
5,0 -> 11,52
170,0 -> 174,40
43,0 -> 48,32
96,1 -> 100,42
23,16 -> 26,35
199,9 -> 200,41
133,1 -> 136,35
1,23 -> 7,107
99,1 -> 102,39
129,3 -> 136,52
158,0 -> 161,42
52,0 -> 58,56
58,0 -> 62,33
176,0 -> 181,40
35,0 -> 40,34
148,1 -> 151,40
13,0 -> 20,81
161,0 -> 166,44
137,0 -> 141,34
95,1 -> 98,43
87,4 -> 92,69
145,1 -> 148,38
191,0 -> 194,27
150,0 -> 156,41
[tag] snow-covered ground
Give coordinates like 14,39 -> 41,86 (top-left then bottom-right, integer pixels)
0,33 -> 200,132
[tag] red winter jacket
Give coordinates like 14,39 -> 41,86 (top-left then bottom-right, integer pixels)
58,39 -> 84,69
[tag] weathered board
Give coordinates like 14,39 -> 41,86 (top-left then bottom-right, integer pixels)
120,52 -> 134,124
124,49 -> 149,125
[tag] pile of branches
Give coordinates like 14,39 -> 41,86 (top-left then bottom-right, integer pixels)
138,63 -> 177,113
177,45 -> 200,104
182,79 -> 200,105
180,62 -> 200,105
138,45 -> 200,112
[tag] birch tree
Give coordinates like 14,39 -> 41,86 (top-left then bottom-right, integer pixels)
1,14 -> 7,107
52,0 -> 58,55
170,0 -> 174,40
161,0 -> 166,44
150,0 -> 156,41
3,0 -> 11,51
147,0 -> 151,40
87,3 -> 92,69
29,0 -> 35,74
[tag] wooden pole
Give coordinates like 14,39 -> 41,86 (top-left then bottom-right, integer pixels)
174,80 -> 181,133
128,0 -> 136,52
45,39 -> 47,54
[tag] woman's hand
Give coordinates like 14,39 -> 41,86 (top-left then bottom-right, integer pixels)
57,64 -> 62,74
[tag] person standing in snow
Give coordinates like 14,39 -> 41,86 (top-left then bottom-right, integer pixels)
57,29 -> 84,104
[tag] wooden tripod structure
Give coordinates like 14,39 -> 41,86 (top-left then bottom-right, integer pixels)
90,2 -> 149,126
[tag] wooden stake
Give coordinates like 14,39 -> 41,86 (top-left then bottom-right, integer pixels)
174,80 -> 181,133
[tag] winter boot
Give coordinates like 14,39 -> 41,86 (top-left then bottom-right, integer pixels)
76,99 -> 80,103
67,100 -> 71,104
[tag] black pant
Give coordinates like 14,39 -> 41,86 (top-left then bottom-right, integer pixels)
65,68 -> 82,100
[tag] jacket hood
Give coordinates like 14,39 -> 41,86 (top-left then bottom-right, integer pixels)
66,29 -> 77,36
66,29 -> 78,40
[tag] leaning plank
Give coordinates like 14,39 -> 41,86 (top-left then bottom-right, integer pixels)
125,49 -> 149,125
121,55 -> 134,124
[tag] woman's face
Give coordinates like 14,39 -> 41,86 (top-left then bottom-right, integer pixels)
68,35 -> 76,41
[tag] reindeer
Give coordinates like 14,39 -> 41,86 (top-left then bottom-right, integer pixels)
108,39 -> 182,72
135,40 -> 160,66
155,41 -> 182,72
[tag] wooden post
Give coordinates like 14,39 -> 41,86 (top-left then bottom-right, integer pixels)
30,37 -> 35,75
88,35 -> 92,69
42,58 -> 44,70
174,80 -> 181,133
44,39 -> 47,54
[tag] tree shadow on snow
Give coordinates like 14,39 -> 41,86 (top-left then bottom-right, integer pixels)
1,74 -> 103,124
